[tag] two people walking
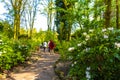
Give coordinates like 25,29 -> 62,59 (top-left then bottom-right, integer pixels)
42,40 -> 55,54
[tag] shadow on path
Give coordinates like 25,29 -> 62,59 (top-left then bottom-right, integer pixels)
7,50 -> 60,80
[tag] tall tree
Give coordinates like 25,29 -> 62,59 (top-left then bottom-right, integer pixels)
11,0 -> 27,40
1,0 -> 27,40
55,0 -> 76,41
64,0 -> 76,40
40,0 -> 55,31
47,0 -> 53,31
24,0 -> 39,38
55,0 -> 66,41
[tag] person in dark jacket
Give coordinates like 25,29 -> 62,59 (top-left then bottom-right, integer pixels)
48,40 -> 55,54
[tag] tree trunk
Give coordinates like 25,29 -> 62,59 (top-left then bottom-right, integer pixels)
47,0 -> 53,31
94,0 -> 97,20
29,16 -> 35,38
47,13 -> 51,31
14,13 -> 20,40
104,0 -> 111,28
14,16 -> 17,40
12,0 -> 23,40
116,0 -> 119,29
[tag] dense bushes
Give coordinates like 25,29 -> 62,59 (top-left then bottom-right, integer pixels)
0,38 -> 32,71
63,27 -> 120,80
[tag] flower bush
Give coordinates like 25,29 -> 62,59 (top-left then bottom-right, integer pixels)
66,27 -> 120,80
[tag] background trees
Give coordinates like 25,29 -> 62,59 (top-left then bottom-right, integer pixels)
1,0 -> 28,40
23,0 -> 39,38
0,0 -> 119,41
39,0 -> 55,31
55,0 -> 120,40
10,0 -> 27,40
54,0 -> 120,79
55,0 -> 77,41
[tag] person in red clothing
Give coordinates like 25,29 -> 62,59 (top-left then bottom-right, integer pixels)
48,40 -> 55,54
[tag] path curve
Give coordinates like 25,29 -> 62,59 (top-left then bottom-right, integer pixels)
7,51 -> 60,80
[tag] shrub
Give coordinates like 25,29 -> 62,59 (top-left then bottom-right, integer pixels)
0,37 -> 32,71
66,27 -> 120,80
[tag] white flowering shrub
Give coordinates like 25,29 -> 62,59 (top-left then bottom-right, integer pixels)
58,40 -> 76,61
66,27 -> 120,80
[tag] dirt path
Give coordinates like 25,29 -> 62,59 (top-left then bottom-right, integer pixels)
6,50 -> 60,80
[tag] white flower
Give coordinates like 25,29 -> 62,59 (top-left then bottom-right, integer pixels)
0,39 -> 2,45
85,35 -> 90,41
115,42 -> 120,48
0,39 -> 2,42
85,38 -> 89,41
77,54 -> 80,57
86,48 -> 90,52
3,51 -> 6,53
104,35 -> 108,39
18,45 -> 21,48
108,27 -> 114,30
71,64 -> 74,67
77,43 -> 82,47
68,47 -> 75,51
86,72 -> 91,80
102,29 -> 107,32
86,67 -> 91,71
68,56 -> 73,60
82,41 -> 87,45
0,51 -> 2,56
86,35 -> 90,38
83,32 -> 87,36
89,29 -> 94,32
74,61 -> 77,64
86,67 -> 91,80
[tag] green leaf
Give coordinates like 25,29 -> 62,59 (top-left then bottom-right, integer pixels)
113,53 -> 120,60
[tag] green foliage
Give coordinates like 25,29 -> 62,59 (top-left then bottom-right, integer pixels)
13,40 -> 31,59
0,41 -> 16,70
0,35 -> 32,71
58,40 -> 76,60
36,30 -> 58,52
45,31 -> 56,41
58,41 -> 69,60
55,0 -> 77,41
0,21 -> 14,39
0,22 -> 4,32
64,27 -> 120,79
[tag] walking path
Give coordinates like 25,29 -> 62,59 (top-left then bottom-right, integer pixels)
6,50 -> 60,80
